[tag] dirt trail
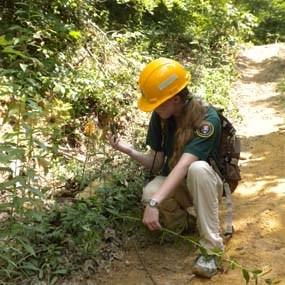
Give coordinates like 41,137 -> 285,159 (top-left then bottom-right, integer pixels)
96,44 -> 285,285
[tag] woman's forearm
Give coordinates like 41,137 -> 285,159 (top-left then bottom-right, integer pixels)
151,153 -> 198,204
151,164 -> 187,204
128,147 -> 152,168
128,148 -> 163,171
109,134 -> 163,170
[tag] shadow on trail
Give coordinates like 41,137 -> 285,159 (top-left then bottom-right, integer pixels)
252,93 -> 285,113
236,55 -> 285,83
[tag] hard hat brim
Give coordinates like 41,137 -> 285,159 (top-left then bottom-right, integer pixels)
137,93 -> 174,112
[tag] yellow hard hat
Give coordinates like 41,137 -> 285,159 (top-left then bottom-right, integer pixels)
137,58 -> 191,112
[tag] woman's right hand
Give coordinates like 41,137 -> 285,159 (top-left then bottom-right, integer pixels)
108,134 -> 132,155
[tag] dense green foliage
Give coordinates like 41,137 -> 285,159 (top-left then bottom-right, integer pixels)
237,0 -> 285,43
0,0 -> 283,283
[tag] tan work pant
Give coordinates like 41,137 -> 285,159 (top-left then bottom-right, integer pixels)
142,161 -> 224,252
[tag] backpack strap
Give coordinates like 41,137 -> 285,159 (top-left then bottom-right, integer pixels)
223,182 -> 234,238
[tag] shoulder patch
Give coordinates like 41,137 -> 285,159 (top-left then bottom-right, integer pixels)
196,121 -> 214,138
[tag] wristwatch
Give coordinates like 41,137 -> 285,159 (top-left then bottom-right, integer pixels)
148,199 -> 158,208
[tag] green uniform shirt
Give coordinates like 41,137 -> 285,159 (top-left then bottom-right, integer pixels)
146,107 -> 221,176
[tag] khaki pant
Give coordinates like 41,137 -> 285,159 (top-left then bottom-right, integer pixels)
142,161 -> 224,251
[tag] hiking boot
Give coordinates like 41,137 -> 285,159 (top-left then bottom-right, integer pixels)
192,254 -> 218,278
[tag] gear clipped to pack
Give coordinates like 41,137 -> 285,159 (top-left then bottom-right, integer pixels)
208,107 -> 241,238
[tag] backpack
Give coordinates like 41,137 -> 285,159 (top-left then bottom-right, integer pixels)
209,108 -> 241,194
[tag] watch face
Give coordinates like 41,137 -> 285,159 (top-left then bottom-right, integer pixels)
149,199 -> 157,207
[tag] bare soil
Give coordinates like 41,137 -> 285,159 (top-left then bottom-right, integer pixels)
93,44 -> 285,285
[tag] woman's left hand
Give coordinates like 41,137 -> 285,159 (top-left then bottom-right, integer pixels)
142,206 -> 161,231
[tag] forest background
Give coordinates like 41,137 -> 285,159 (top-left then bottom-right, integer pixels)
0,0 -> 285,284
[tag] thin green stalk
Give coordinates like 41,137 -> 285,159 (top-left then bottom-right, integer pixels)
116,214 -> 279,285
80,137 -> 91,191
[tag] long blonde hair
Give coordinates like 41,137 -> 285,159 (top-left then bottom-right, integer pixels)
168,87 -> 207,170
